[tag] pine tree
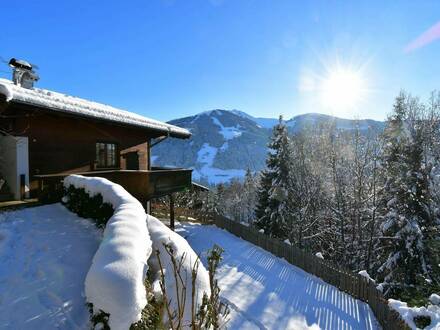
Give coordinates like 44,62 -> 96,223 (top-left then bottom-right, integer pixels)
255,168 -> 272,232
255,116 -> 292,238
376,92 -> 432,294
425,92 -> 440,284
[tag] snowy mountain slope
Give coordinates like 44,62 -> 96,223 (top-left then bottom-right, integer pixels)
152,110 -> 270,185
230,110 -> 279,129
152,110 -> 384,185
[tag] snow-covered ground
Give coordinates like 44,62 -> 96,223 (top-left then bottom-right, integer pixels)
0,204 -> 101,329
176,223 -> 380,330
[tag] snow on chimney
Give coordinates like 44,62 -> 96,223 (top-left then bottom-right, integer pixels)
9,58 -> 39,89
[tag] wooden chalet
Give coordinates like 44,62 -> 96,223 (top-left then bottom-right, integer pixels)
0,60 -> 192,211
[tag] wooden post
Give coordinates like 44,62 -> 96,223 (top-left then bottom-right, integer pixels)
169,193 -> 175,230
20,174 -> 26,200
38,177 -> 44,200
145,200 -> 151,215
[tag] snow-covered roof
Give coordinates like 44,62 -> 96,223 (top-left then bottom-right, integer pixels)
0,78 -> 190,139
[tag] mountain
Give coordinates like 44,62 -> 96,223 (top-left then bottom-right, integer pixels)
152,110 -> 270,185
285,113 -> 384,132
230,110 -> 279,129
151,110 -> 384,185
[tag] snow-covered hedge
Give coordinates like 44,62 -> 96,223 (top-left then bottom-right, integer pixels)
63,184 -> 114,227
147,216 -> 211,327
63,175 -> 152,330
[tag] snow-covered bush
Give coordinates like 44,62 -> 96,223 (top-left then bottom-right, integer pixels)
389,299 -> 440,330
147,216 -> 211,328
63,185 -> 114,227
63,175 -> 152,330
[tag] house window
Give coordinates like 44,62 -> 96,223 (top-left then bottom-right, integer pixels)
96,142 -> 117,168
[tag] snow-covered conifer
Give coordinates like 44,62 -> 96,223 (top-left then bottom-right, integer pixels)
376,92 -> 432,294
255,116 -> 293,238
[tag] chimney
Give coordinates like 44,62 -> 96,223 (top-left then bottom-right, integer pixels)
9,58 -> 39,89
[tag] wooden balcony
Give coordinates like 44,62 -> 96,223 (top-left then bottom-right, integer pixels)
36,167 -> 193,204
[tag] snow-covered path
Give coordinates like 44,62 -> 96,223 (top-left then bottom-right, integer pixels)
176,223 -> 380,330
0,204 -> 101,329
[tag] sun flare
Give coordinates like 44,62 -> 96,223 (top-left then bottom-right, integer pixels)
320,68 -> 365,111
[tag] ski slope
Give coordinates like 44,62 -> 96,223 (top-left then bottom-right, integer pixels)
176,223 -> 380,330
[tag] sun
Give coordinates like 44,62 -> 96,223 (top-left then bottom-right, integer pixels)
320,67 -> 365,112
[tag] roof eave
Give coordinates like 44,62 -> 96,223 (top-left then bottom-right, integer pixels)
169,130 -> 192,139
3,96 -> 191,139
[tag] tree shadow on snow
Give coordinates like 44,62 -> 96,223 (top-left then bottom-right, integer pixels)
177,223 -> 378,330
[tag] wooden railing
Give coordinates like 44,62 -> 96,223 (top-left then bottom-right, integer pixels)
151,204 -> 213,224
213,214 -> 410,330
36,168 -> 192,203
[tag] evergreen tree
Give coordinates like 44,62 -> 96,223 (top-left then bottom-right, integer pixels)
377,92 -> 432,294
255,116 -> 293,238
255,169 -> 272,232
214,183 -> 225,216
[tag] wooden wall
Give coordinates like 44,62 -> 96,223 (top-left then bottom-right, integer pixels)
0,101 -> 165,196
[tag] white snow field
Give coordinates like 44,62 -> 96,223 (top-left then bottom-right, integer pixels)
176,223 -> 380,330
0,204 -> 101,329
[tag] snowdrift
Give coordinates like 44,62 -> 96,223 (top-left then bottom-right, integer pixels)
147,216 -> 211,327
63,175 -> 152,330
389,299 -> 440,330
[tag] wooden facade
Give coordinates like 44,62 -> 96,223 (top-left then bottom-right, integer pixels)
0,93 -> 192,201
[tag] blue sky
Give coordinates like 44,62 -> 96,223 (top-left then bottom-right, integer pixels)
1,0 -> 439,121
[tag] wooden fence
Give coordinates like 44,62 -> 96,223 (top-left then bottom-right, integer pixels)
213,214 -> 410,330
